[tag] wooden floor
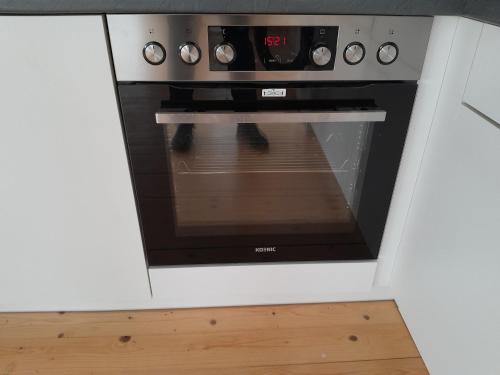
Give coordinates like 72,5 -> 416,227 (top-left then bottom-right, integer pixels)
0,301 -> 427,374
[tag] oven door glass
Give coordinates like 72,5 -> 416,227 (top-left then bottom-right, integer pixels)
162,119 -> 375,238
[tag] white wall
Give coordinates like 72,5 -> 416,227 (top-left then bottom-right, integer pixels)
0,16 -> 151,311
393,18 -> 500,375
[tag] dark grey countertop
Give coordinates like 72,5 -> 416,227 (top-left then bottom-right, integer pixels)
0,0 -> 464,15
0,0 -> 497,26
464,0 -> 500,25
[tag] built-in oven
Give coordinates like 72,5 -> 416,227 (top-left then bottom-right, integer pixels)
107,14 -> 433,266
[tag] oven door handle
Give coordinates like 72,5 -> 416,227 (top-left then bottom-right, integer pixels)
155,110 -> 387,125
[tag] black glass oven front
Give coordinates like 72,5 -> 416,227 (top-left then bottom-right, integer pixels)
118,82 -> 417,266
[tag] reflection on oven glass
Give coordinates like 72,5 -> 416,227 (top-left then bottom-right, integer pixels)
170,123 -> 269,152
163,122 -> 372,237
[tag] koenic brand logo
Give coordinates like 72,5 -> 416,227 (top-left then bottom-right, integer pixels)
255,246 -> 277,253
262,88 -> 286,97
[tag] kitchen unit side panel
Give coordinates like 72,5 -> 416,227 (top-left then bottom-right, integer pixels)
394,18 -> 500,375
0,16 -> 151,311
375,16 -> 456,286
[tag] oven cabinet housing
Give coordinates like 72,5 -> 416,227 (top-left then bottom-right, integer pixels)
0,13 -> 419,312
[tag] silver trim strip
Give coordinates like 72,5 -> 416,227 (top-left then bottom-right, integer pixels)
155,110 -> 387,124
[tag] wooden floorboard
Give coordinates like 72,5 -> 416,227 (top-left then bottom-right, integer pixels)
0,301 -> 428,374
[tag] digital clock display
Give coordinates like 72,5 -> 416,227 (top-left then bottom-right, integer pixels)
263,35 -> 287,47
257,27 -> 300,65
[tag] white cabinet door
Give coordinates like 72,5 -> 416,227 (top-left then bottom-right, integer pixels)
0,16 -> 151,311
464,24 -> 500,124
394,18 -> 500,375
396,105 -> 500,375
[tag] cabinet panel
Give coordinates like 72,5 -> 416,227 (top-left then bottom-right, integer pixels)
464,24 -> 500,124
394,18 -> 500,375
397,104 -> 500,375
0,16 -> 150,311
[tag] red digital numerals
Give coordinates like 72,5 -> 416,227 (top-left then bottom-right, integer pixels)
264,35 -> 286,47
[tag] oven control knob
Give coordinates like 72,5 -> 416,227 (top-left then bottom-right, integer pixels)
377,42 -> 399,65
143,41 -> 166,65
179,43 -> 201,65
344,42 -> 365,65
215,43 -> 236,64
311,45 -> 332,66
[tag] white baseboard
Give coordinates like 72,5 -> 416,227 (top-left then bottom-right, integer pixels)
148,261 -> 382,309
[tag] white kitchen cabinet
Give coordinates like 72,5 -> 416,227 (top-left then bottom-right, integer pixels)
393,18 -> 500,375
0,16 -> 151,311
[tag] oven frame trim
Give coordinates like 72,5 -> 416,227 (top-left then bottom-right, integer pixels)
118,81 -> 418,266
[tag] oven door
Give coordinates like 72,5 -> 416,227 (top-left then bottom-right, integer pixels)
118,82 -> 417,265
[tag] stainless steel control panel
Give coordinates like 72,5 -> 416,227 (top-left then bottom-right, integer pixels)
107,14 -> 433,82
